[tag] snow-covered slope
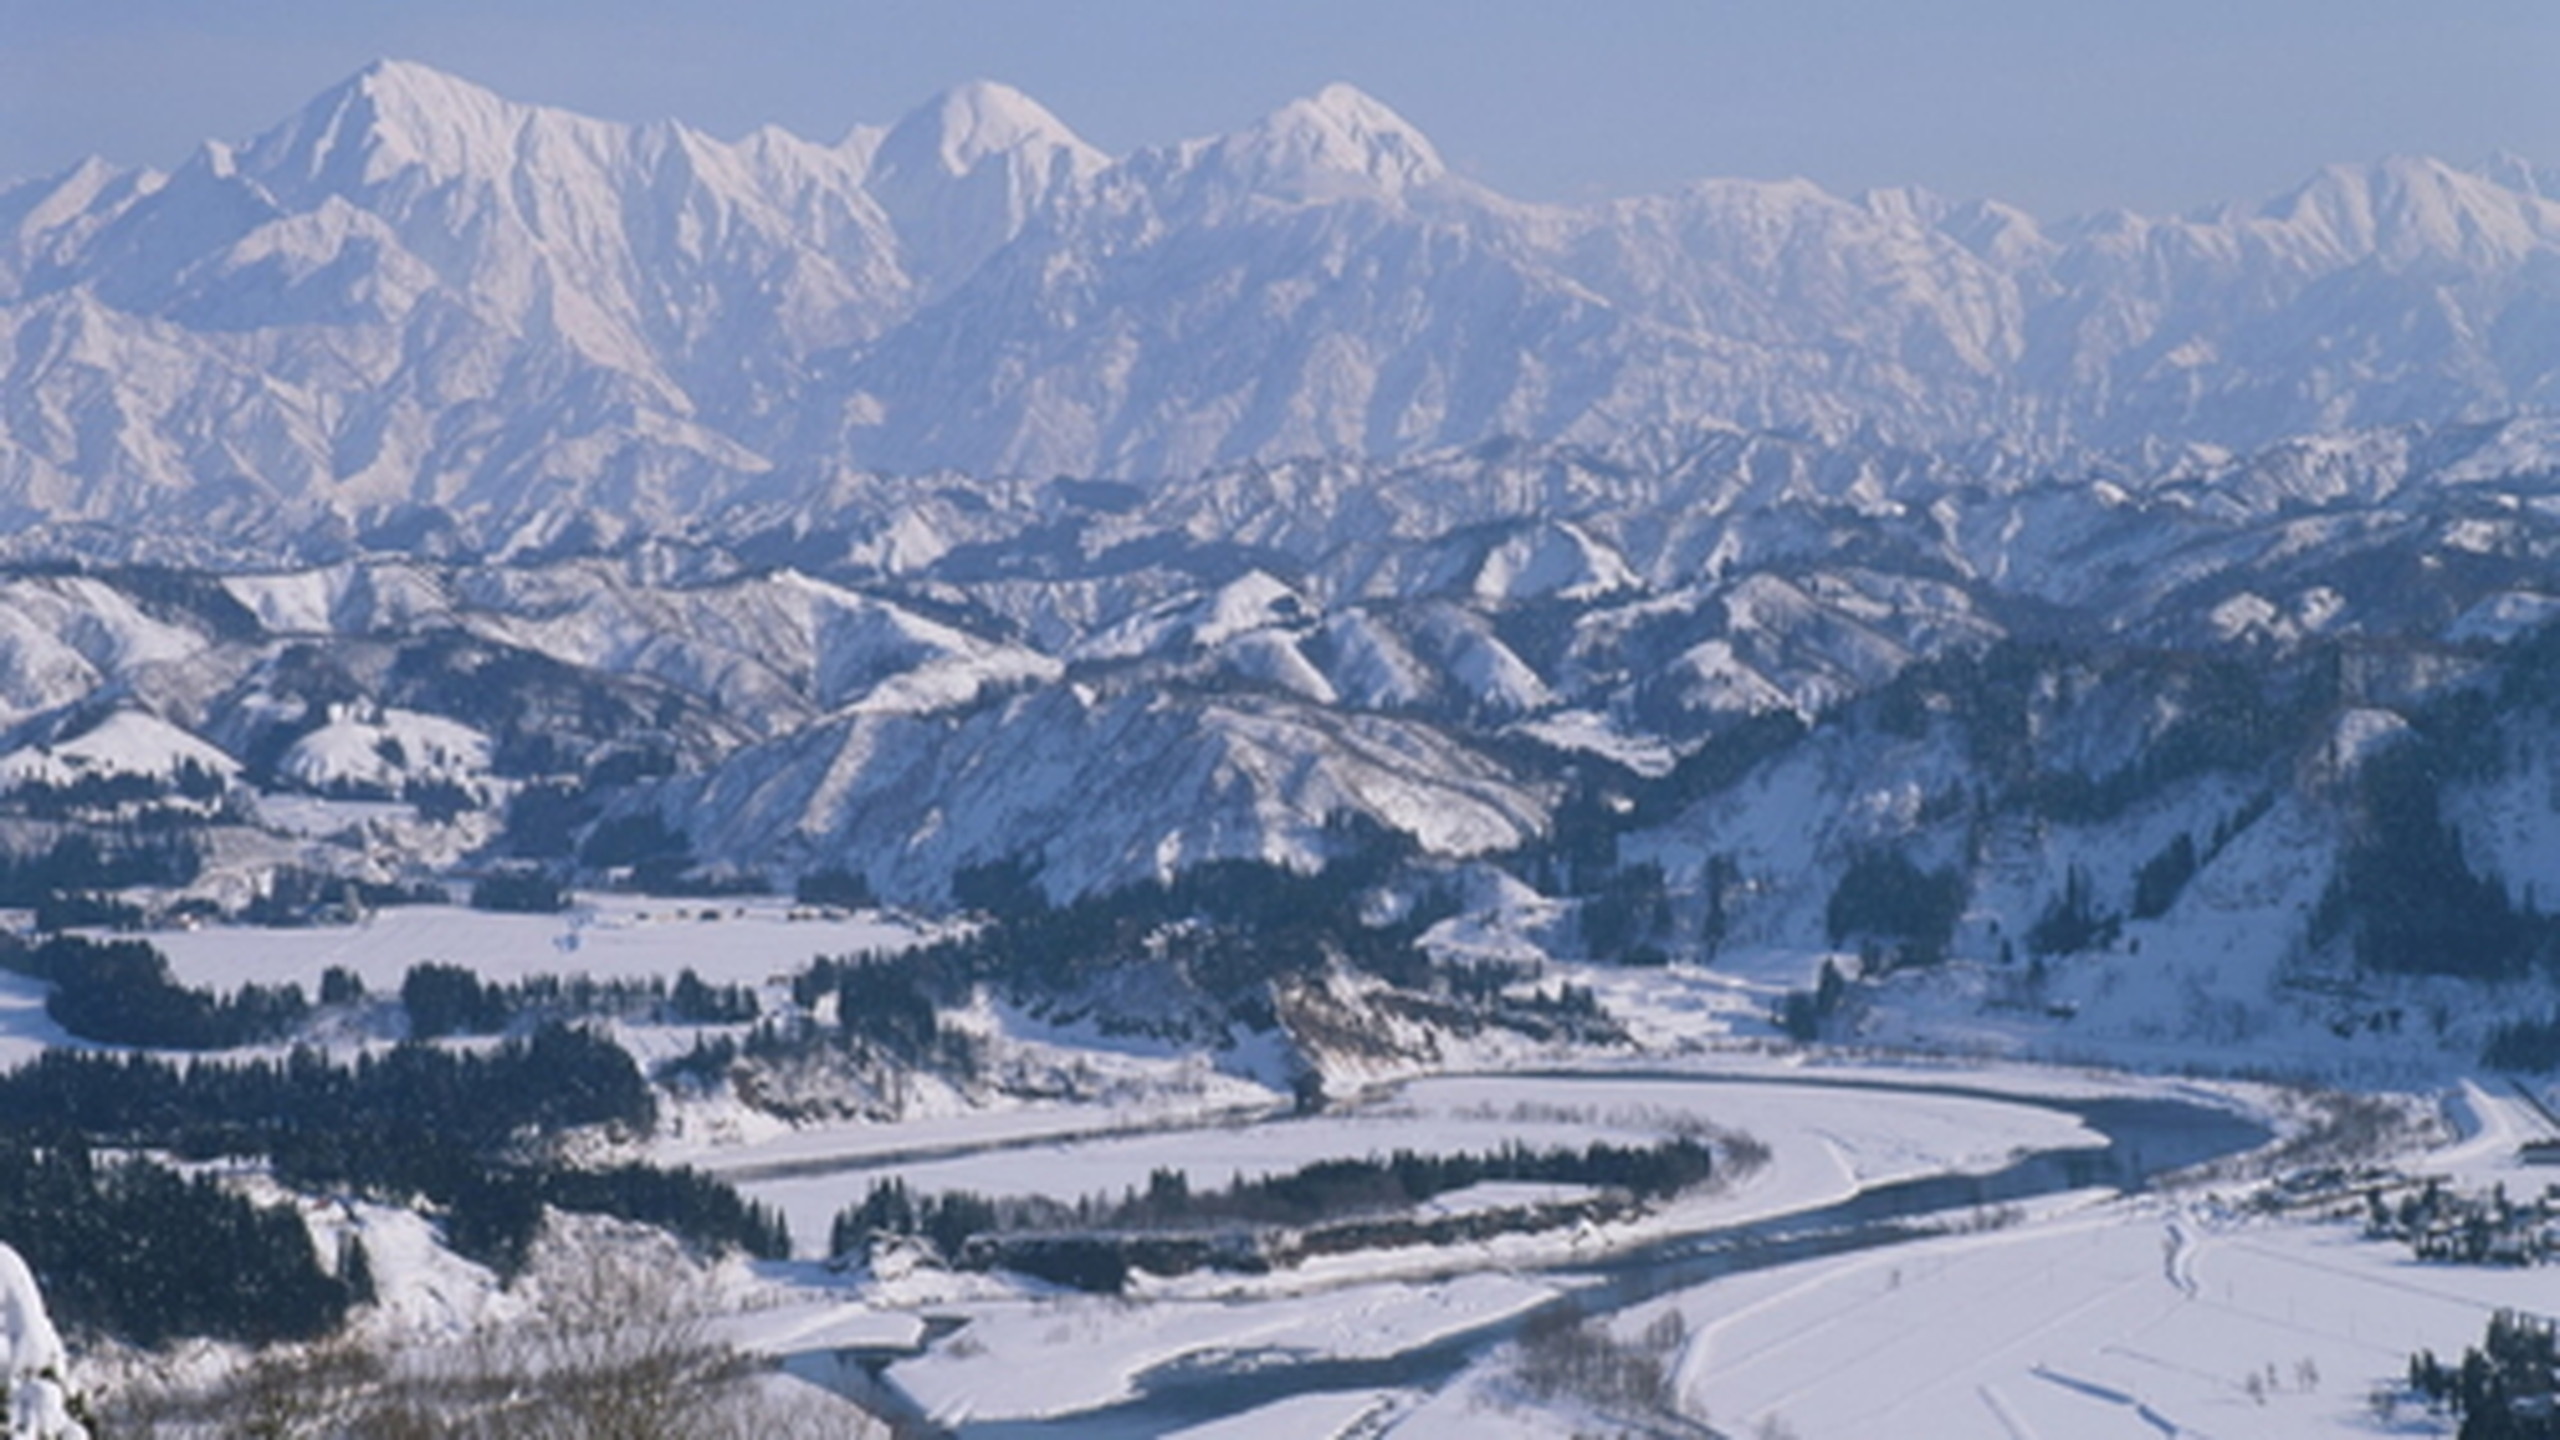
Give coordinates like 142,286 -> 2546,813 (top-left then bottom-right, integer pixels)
650,685 -> 1550,904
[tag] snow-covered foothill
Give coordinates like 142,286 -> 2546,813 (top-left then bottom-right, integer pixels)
1073,572 -> 1313,664
273,705 -> 492,796
1467,522 -> 1639,605
653,685 -> 1550,904
0,710 -> 237,791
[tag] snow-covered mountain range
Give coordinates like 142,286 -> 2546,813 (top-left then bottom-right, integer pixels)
3,60 -> 2559,1020
2,59 -> 2556,543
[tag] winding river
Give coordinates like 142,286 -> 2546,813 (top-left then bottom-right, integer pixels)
837,1070 -> 2271,1437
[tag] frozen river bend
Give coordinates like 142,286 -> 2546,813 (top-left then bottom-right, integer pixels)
715,1065 -> 2275,1435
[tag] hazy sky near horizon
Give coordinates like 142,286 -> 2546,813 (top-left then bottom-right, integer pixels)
2,1 -> 2553,217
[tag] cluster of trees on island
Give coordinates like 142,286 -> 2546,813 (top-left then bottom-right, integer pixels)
829,1135 -> 1718,1272
398,960 -> 757,1039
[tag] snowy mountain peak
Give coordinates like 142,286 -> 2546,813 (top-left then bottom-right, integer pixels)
868,79 -> 1104,291
1857,184 -> 1949,227
876,79 -> 1105,181
1219,82 -> 1448,200
1934,196 -> 2050,264
349,56 -> 510,113
2264,156 -> 2556,267
248,58 -> 535,192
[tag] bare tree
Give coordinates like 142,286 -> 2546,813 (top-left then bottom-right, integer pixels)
99,1240 -> 888,1439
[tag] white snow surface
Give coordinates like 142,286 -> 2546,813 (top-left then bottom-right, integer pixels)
0,1244 -> 83,1439
890,1272 -> 1551,1426
1647,1200 -> 2554,1439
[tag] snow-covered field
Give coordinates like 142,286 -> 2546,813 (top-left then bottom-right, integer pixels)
1634,1201 -> 2551,1439
137,896 -> 926,993
1383,1083 -> 2560,1440
1544,920 -> 2560,1094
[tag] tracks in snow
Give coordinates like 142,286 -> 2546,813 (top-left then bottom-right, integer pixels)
2029,1365 -> 2195,1438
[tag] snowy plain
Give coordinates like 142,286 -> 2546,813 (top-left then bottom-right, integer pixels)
139,896 -> 928,993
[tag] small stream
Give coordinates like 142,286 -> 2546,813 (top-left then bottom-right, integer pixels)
869,1075 -> 2270,1437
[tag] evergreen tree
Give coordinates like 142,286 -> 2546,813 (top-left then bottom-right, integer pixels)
337,1234 -> 377,1308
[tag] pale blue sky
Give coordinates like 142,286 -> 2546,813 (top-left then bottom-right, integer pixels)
1,1 -> 2552,217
